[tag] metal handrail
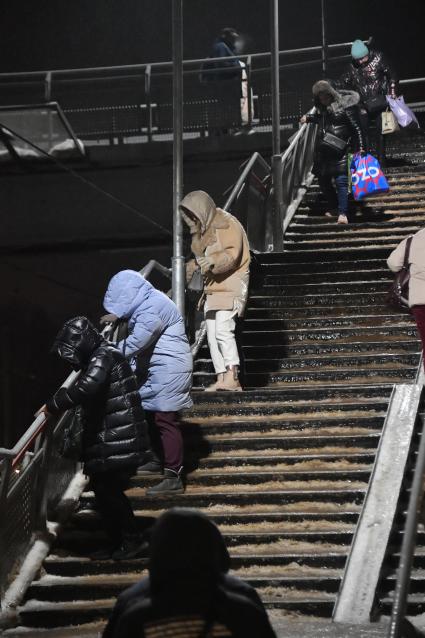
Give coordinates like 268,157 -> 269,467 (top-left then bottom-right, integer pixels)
0,39 -> 373,80
223,152 -> 270,211
140,260 -> 172,280
388,357 -> 425,638
0,370 -> 79,466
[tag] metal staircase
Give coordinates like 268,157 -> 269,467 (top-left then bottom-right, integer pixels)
2,127 -> 425,638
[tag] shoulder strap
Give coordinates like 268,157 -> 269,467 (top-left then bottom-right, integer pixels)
403,236 -> 413,268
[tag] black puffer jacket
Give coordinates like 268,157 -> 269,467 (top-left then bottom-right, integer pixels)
307,87 -> 366,177
47,316 -> 148,475
339,49 -> 397,105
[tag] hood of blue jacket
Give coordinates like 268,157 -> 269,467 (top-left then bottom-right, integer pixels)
103,270 -> 153,319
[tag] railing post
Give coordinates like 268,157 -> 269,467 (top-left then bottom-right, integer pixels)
171,0 -> 185,317
145,64 -> 153,142
270,0 -> 283,252
246,55 -> 253,128
44,71 -> 52,102
0,457 -> 12,598
321,0 -> 328,77
33,420 -> 55,533
272,154 -> 284,251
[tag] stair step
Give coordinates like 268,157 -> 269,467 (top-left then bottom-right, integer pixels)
195,353 -> 417,373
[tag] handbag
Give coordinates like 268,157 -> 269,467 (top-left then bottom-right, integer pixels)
387,236 -> 413,309
320,131 -> 347,155
350,153 -> 390,201
187,267 -> 204,292
381,109 -> 399,135
386,95 -> 419,129
59,407 -> 84,460
365,94 -> 388,114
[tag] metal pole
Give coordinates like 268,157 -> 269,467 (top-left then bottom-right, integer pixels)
270,0 -> 283,251
171,0 -> 185,316
321,0 -> 328,77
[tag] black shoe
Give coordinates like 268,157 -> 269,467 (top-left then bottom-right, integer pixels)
146,468 -> 184,497
111,535 -> 149,561
137,460 -> 163,476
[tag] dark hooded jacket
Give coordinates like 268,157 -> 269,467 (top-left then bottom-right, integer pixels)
338,49 -> 397,105
103,508 -> 276,638
306,81 -> 366,177
201,37 -> 242,85
46,316 -> 148,475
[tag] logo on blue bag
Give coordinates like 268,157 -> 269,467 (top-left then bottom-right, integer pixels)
351,154 -> 390,201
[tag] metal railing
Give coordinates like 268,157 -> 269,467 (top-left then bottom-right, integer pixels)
0,371 -> 78,603
272,113 -> 318,250
387,357 -> 425,638
0,39 -> 370,142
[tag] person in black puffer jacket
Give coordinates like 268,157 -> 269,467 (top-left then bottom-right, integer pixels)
301,80 -> 366,225
338,40 -> 398,164
43,316 -> 149,560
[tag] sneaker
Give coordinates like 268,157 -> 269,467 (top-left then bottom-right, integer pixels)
146,468 -> 185,497
325,210 -> 337,218
337,214 -> 349,225
111,535 -> 149,561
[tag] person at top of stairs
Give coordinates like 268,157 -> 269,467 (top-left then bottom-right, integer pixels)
338,39 -> 398,166
102,270 -> 193,496
301,79 -> 367,226
388,227 -> 425,371
39,316 -> 149,560
103,508 -> 276,638
181,190 -> 250,392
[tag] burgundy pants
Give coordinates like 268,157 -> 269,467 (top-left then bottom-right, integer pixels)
411,305 -> 425,370
145,411 -> 183,472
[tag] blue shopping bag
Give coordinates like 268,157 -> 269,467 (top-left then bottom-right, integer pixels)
350,153 -> 390,201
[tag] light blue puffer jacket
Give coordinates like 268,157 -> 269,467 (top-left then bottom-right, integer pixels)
103,270 -> 193,412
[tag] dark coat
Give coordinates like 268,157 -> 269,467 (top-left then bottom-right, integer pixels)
201,39 -> 242,85
47,316 -> 148,475
308,89 -> 366,177
339,49 -> 397,105
103,508 -> 276,638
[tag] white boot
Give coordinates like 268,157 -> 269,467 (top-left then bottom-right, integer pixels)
204,372 -> 225,392
216,366 -> 242,392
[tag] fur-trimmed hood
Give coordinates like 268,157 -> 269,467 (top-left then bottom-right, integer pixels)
312,80 -> 360,114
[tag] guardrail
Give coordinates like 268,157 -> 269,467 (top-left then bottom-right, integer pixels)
0,39 -> 372,142
0,372 -> 78,603
387,357 -> 425,638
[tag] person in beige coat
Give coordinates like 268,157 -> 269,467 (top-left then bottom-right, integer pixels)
180,190 -> 250,391
387,227 -> 425,370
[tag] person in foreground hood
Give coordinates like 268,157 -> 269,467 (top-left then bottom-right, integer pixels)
103,508 -> 276,638
180,190 -> 250,391
300,80 -> 366,225
338,39 -> 398,165
41,316 -> 149,560
102,271 -> 193,496
388,228 -> 425,371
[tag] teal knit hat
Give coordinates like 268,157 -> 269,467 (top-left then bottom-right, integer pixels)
351,39 -> 369,60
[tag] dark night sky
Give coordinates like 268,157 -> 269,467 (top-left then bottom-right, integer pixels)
0,0 -> 424,78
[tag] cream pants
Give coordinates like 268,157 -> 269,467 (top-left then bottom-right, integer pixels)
205,309 -> 239,374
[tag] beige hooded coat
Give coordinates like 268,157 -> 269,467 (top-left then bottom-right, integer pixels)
180,191 -> 250,316
387,228 -> 425,307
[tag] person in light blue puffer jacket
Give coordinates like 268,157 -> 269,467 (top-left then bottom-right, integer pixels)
103,270 -> 193,496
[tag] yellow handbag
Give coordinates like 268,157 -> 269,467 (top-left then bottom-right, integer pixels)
382,108 -> 399,135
